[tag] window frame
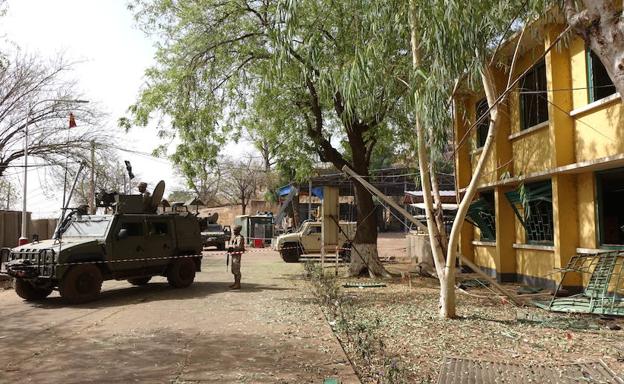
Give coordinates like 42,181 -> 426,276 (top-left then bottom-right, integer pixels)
475,98 -> 489,148
519,59 -> 549,131
596,169 -> 624,250
586,49 -> 616,103
466,190 -> 496,241
505,180 -> 554,245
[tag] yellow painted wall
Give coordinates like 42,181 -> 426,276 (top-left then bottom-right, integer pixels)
577,172 -> 597,249
511,128 -> 553,176
471,149 -> 498,186
473,245 -> 497,271
515,249 -> 556,284
575,103 -> 624,162
569,37 -> 589,110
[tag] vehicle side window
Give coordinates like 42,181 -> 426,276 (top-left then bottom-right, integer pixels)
149,222 -> 168,236
307,226 -> 321,234
121,222 -> 143,237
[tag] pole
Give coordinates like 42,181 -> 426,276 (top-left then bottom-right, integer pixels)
19,109 -> 30,245
89,141 -> 96,214
6,183 -> 10,210
308,179 -> 312,220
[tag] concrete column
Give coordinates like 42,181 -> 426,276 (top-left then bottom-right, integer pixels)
321,186 -> 340,257
545,23 -> 575,167
495,186 -> 517,282
552,174 -> 582,289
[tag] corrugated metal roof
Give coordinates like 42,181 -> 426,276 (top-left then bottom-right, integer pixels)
438,357 -> 623,384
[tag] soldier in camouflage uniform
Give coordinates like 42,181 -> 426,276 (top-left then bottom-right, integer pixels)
228,225 -> 245,289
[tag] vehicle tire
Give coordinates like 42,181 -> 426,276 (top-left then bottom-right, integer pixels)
217,243 -> 226,251
59,265 -> 103,304
14,279 -> 53,301
281,243 -> 301,263
339,243 -> 352,263
128,277 -> 151,286
167,258 -> 196,288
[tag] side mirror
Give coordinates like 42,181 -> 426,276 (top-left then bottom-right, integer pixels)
118,228 -> 129,240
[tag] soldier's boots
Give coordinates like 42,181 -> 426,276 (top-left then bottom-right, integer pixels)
230,276 -> 241,290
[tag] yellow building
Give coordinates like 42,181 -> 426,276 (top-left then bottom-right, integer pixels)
454,9 -> 623,292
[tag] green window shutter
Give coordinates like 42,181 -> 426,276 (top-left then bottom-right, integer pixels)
466,199 -> 496,241
505,181 -> 554,244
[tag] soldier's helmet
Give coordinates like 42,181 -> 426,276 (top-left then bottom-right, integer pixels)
233,225 -> 242,234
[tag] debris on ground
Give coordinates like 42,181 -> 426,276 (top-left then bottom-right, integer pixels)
437,356 -> 622,384
343,282 -> 387,289
305,260 -> 624,383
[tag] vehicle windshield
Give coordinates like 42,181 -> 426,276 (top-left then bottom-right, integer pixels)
63,217 -> 111,238
204,224 -> 223,232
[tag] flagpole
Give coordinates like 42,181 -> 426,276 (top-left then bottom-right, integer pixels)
19,100 -> 87,246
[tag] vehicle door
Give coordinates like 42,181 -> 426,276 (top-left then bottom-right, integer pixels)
300,223 -> 322,253
145,218 -> 173,269
110,217 -> 147,273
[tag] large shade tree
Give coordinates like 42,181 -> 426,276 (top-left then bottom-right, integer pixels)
127,0 -> 411,277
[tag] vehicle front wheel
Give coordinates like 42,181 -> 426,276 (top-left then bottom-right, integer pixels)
128,277 -> 151,286
14,279 -> 53,301
59,265 -> 103,304
217,243 -> 226,251
280,243 -> 301,263
167,258 -> 196,288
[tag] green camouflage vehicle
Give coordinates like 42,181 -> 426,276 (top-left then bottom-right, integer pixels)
0,183 -> 202,304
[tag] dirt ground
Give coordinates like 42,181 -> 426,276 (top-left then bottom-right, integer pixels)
0,248 -> 359,383
323,233 -> 624,383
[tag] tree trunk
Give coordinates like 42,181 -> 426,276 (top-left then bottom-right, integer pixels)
566,0 -> 624,99
291,193 -> 301,227
441,67 -> 501,318
348,181 -> 391,277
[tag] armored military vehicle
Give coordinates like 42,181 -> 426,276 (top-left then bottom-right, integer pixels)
274,221 -> 356,262
0,181 -> 202,304
199,213 -> 231,250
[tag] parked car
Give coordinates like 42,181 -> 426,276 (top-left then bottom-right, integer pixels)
274,221 -> 356,262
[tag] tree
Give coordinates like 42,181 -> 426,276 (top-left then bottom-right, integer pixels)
127,0 -> 410,277
564,1 -> 624,99
219,156 -> 262,214
48,146 -> 131,208
0,178 -> 19,210
0,53 -> 103,177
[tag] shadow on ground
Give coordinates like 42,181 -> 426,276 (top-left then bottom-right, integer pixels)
19,281 -> 291,310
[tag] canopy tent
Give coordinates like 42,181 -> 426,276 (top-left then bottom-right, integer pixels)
277,184 -> 324,199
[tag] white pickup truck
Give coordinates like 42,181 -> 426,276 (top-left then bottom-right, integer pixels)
274,221 -> 356,262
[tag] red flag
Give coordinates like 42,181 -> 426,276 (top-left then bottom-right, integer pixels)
68,112 -> 77,128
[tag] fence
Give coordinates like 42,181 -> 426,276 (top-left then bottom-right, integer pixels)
0,210 -> 58,248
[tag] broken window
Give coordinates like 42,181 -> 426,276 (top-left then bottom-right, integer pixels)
519,60 -> 549,130
587,49 -> 616,103
597,169 -> 624,247
466,190 -> 496,241
505,180 -> 553,244
475,98 -> 489,148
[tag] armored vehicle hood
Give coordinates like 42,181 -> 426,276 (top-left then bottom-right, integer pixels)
13,238 -> 100,254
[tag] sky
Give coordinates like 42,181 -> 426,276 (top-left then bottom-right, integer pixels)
0,0 -> 251,218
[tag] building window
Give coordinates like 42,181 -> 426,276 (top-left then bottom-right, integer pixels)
505,181 -> 553,244
475,98 -> 489,148
519,60 -> 549,130
587,50 -> 616,103
597,169 -> 624,247
466,190 -> 496,241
